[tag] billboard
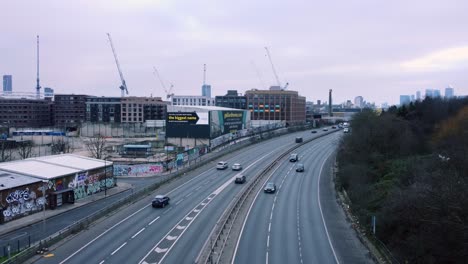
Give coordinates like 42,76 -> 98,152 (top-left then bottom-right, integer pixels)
210,110 -> 248,138
166,112 -> 210,139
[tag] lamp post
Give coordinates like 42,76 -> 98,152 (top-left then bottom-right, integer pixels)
104,157 -> 107,197
41,179 -> 48,246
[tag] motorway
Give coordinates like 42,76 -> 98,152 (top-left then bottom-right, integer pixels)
30,128 -> 371,264
233,133 -> 373,264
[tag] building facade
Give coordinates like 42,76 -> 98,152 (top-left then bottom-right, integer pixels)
172,95 -> 215,106
0,98 -> 52,127
215,90 -> 247,109
445,86 -> 454,98
85,97 -> 121,123
354,96 -> 363,108
54,94 -> 87,128
245,89 -> 306,125
400,95 -> 411,105
121,96 -> 168,123
201,84 -> 211,97
3,75 -> 12,94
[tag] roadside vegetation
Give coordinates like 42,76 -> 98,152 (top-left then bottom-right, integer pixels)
337,97 -> 468,263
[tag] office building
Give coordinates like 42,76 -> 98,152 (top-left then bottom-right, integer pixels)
433,89 -> 441,98
354,96 -> 363,108
425,89 -> 433,98
172,95 -> 215,106
54,94 -> 87,128
215,90 -> 247,110
245,88 -> 306,125
201,84 -> 211,97
400,95 -> 411,105
0,98 -> 52,127
44,87 -> 54,98
416,91 -> 421,101
121,96 -> 168,123
445,86 -> 454,98
3,75 -> 12,94
85,97 -> 121,123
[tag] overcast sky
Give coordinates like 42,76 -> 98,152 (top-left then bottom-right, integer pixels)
1,0 -> 468,105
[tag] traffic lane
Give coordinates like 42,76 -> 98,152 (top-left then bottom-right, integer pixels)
269,138 -> 334,264
233,135 -> 335,264
318,144 -> 374,263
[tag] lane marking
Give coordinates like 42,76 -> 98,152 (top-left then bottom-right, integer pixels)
185,192 -> 193,198
111,242 -> 127,256
149,216 -> 160,226
175,200 -> 183,205
166,235 -> 177,241
132,228 -> 145,239
99,261 -> 105,264
155,247 -> 168,253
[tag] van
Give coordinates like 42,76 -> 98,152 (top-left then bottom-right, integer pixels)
289,153 -> 299,162
295,137 -> 303,143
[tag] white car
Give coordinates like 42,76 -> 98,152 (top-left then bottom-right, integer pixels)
232,163 -> 242,171
343,128 -> 350,133
216,161 -> 228,170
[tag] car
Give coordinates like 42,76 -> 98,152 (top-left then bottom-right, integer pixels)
295,137 -> 303,143
332,126 -> 337,129
234,174 -> 246,184
216,161 -> 228,170
289,153 -> 299,162
232,163 -> 243,171
264,182 -> 277,193
343,128 -> 350,133
152,195 -> 170,208
311,130 -> 317,133
296,163 -> 304,172
323,128 -> 328,131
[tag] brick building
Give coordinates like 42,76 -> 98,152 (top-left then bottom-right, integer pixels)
53,94 -> 87,128
0,98 -> 52,128
121,96 -> 168,123
215,90 -> 247,110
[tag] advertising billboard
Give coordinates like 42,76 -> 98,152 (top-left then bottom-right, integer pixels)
166,112 -> 210,139
210,110 -> 248,138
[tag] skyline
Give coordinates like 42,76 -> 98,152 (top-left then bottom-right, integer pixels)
1,0 -> 468,105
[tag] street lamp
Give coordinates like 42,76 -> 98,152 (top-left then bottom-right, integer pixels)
41,179 -> 48,248
104,157 -> 107,197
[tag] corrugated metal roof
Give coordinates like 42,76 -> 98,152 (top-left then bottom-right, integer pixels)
31,154 -> 113,170
0,160 -> 81,180
0,170 -> 42,191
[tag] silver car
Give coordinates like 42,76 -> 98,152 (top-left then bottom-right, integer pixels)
232,163 -> 242,171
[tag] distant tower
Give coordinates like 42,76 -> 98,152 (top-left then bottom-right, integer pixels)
201,64 -> 211,97
416,91 -> 421,101
425,89 -> 433,98
445,86 -> 454,98
36,35 -> 41,99
328,89 -> 333,117
3,75 -> 12,94
354,96 -> 363,108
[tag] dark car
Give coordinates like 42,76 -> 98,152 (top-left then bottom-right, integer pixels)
332,126 -> 337,129
295,137 -> 303,143
296,163 -> 304,172
264,182 -> 277,193
152,195 -> 170,208
311,130 -> 317,133
234,174 -> 246,184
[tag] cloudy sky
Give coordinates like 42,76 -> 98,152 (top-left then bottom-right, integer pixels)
1,0 -> 468,105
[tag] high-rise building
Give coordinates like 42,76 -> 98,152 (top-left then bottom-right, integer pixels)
44,87 -> 54,98
201,84 -> 211,97
425,89 -> 433,98
416,91 -> 421,101
433,89 -> 441,97
411,95 -> 415,102
354,96 -> 364,108
3,75 -> 12,93
445,86 -> 454,98
400,95 -> 411,105
215,90 -> 247,109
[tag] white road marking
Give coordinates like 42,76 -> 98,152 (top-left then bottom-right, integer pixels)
185,192 -> 193,198
175,200 -> 183,205
266,251 -> 269,264
193,209 -> 201,213
148,216 -> 160,226
176,225 -> 186,230
155,247 -> 168,253
111,242 -> 127,256
195,186 -> 202,191
99,261 -> 105,264
185,216 -> 193,220
132,228 -> 145,239
166,235 -> 177,241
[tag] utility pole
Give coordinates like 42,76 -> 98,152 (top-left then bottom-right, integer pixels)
36,35 -> 41,99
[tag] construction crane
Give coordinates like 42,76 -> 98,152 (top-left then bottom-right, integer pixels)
107,33 -> 129,97
153,67 -> 174,100
264,46 -> 289,90
36,35 -> 41,99
250,60 -> 267,89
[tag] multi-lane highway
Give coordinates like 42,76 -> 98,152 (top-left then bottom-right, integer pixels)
31,129 -> 371,264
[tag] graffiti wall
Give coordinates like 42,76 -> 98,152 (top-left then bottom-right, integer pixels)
113,163 -> 164,177
68,168 -> 115,201
0,183 -> 47,223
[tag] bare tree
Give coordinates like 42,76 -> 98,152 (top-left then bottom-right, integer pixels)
86,134 -> 107,159
51,138 -> 73,155
0,140 -> 12,162
17,140 -> 33,159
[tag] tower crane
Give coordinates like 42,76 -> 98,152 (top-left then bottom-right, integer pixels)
264,47 -> 289,90
153,67 -> 174,100
36,35 -> 41,99
107,33 -> 129,97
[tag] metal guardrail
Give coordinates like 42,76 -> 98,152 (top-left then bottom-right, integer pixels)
196,130 -> 337,264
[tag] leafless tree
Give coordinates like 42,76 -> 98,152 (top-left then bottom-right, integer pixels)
51,138 -> 73,154
86,134 -> 107,159
0,140 -> 12,162
17,140 -> 33,159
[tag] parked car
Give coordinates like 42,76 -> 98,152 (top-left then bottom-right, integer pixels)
216,161 -> 228,170
296,163 -> 305,172
289,153 -> 299,162
311,130 -> 317,133
152,195 -> 170,208
295,137 -> 303,143
332,126 -> 337,129
232,163 -> 243,171
234,174 -> 246,184
264,182 -> 277,193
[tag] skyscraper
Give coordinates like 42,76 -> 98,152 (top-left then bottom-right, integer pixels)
425,89 -> 433,98
3,75 -> 12,93
201,84 -> 211,97
400,95 -> 411,105
433,89 -> 441,97
416,91 -> 421,101
445,86 -> 454,98
354,96 -> 363,108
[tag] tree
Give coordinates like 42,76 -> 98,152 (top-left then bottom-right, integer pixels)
86,134 -> 107,159
17,140 -> 33,159
51,138 -> 73,155
0,140 -> 12,162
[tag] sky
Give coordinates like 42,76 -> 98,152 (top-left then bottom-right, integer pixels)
1,0 -> 468,106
